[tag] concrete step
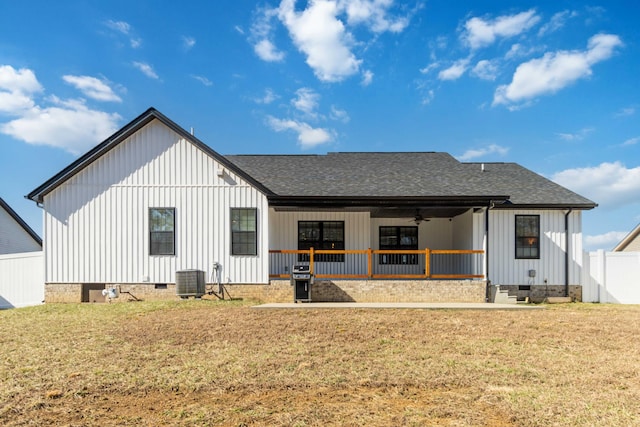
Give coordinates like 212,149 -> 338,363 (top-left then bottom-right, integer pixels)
493,289 -> 518,305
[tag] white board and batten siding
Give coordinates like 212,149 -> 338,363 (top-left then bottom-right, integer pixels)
0,206 -> 41,255
43,120 -> 269,285
489,209 -> 583,286
270,210 -> 371,250
269,209 -> 483,252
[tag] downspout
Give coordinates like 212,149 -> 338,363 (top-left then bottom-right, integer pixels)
564,208 -> 573,298
485,203 -> 492,302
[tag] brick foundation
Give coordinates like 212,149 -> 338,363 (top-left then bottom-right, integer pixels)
45,279 -> 487,303
307,279 -> 486,303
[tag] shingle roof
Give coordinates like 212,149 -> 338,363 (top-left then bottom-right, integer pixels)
225,152 -> 596,208
26,107 -> 595,210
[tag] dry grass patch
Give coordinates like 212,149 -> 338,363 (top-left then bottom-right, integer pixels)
1,300 -> 639,426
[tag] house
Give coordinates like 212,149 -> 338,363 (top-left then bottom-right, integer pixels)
27,108 -> 596,303
0,197 -> 42,254
612,223 -> 640,252
0,197 -> 43,309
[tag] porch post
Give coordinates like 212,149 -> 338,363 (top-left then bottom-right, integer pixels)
309,247 -> 315,275
367,248 -> 373,278
425,248 -> 431,278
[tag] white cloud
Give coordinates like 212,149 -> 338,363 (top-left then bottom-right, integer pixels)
62,75 -> 121,102
615,107 -> 635,117
457,144 -> 509,161
494,33 -> 622,108
249,1 -> 410,83
421,89 -> 435,105
0,66 -> 121,154
551,161 -> 640,207
105,20 -> 131,34
191,75 -> 212,86
471,59 -> 499,81
1,97 -> 121,154
254,88 -> 278,104
292,87 -> 320,116
250,7 -> 285,62
235,25 -> 245,35
463,9 -> 540,50
438,58 -> 470,81
0,65 -> 42,114
361,69 -> 374,86
254,39 -> 285,62
538,10 -> 577,36
419,62 -> 439,74
556,127 -> 594,141
105,19 -> 141,48
278,0 -> 361,82
266,115 -> 333,148
622,137 -> 640,147
339,0 -> 409,33
182,36 -> 196,50
584,231 -> 628,251
330,105 -> 350,123
132,61 -> 159,79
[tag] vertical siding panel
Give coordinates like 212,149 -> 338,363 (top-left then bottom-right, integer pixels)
489,209 -> 582,287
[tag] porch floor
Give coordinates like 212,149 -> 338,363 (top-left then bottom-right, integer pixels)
252,302 -> 544,310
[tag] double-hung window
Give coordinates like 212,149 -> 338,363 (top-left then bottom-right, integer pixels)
379,226 -> 418,264
515,215 -> 540,259
298,221 -> 344,262
231,208 -> 258,256
149,208 -> 175,255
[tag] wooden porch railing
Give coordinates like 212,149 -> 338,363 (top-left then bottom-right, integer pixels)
269,248 -> 484,280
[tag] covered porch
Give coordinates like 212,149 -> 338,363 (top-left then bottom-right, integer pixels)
267,202 -> 493,281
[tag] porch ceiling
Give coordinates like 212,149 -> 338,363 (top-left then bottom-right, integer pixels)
271,206 -> 473,219
369,207 -> 470,219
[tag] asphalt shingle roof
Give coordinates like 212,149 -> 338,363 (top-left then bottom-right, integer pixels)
225,152 -> 595,208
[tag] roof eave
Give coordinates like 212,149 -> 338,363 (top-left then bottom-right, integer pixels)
612,223 -> 640,251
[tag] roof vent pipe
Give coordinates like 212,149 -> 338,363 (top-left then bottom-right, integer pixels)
481,163 -> 485,172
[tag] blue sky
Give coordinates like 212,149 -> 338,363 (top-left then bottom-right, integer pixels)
1,1 -> 639,251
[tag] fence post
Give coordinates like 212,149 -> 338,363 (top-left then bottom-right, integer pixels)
367,248 -> 373,278
309,247 -> 315,276
425,248 -> 431,278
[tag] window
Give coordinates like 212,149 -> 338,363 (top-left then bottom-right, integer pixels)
149,208 -> 175,255
298,221 -> 345,262
231,208 -> 258,255
379,226 -> 419,264
515,215 -> 540,259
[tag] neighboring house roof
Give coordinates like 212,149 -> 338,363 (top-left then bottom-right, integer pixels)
225,153 -> 597,209
0,197 -> 42,247
612,223 -> 640,251
26,108 -> 274,204
26,107 -> 596,212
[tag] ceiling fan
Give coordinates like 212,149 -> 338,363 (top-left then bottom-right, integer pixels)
410,210 -> 428,225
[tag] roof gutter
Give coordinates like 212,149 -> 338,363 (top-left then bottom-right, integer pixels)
492,203 -> 597,210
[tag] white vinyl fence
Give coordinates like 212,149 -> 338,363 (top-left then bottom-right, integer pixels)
0,251 -> 44,309
583,250 -> 640,304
